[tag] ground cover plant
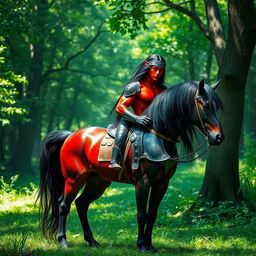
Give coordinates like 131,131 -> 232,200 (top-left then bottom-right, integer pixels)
1,161 -> 256,256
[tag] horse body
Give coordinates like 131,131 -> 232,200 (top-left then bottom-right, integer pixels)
61,127 -> 133,184
38,80 -> 224,252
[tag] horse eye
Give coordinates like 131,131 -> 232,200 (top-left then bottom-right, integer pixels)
203,101 -> 209,108
198,99 -> 209,108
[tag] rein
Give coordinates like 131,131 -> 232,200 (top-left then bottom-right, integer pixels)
147,127 -> 179,143
194,90 -> 208,135
171,136 -> 210,164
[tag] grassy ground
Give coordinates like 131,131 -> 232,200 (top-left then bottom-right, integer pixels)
1,161 -> 256,256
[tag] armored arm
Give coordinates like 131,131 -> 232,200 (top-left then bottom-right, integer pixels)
116,81 -> 152,127
123,109 -> 152,126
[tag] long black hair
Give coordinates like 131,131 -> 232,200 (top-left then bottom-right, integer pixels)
109,54 -> 166,119
144,81 -> 222,153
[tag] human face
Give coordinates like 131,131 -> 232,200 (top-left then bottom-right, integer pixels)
148,66 -> 164,81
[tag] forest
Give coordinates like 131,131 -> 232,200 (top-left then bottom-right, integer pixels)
1,0 -> 256,255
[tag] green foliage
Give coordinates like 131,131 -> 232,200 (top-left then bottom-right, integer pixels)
240,133 -> 256,202
0,174 -> 19,202
0,174 -> 36,208
0,39 -> 27,126
187,201 -> 253,226
96,0 -> 147,39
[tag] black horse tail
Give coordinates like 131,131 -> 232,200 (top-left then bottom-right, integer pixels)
37,130 -> 72,239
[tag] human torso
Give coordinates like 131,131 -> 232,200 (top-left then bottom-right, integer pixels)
132,83 -> 164,115
116,81 -> 165,116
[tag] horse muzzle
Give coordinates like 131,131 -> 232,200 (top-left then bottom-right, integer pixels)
207,130 -> 225,146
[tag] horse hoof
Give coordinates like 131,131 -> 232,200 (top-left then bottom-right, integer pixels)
89,240 -> 100,247
139,245 -> 157,253
59,240 -> 69,248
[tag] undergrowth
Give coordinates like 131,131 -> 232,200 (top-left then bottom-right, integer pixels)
239,133 -> 256,202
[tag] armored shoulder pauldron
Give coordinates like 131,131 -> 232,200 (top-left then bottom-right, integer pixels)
124,81 -> 140,97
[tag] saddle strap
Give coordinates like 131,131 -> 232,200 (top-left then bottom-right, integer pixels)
147,127 -> 179,143
118,129 -> 134,184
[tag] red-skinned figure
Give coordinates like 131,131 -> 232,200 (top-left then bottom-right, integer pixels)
109,54 -> 167,170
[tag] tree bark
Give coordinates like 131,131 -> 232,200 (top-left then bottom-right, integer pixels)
9,41 -> 44,172
204,0 -> 226,66
200,0 -> 256,204
205,45 -> 213,81
65,87 -> 79,130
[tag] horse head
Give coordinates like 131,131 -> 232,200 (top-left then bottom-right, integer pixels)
192,79 -> 224,146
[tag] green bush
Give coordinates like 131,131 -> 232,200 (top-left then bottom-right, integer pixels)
240,133 -> 256,202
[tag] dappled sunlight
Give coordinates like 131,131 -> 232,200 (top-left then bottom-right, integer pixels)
102,186 -> 134,198
90,202 -> 115,210
101,188 -> 124,197
0,194 -> 37,212
1,162 -> 256,256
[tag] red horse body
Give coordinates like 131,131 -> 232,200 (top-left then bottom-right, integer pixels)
61,127 -> 133,186
38,80 -> 224,252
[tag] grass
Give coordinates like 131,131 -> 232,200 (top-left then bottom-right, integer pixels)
1,161 -> 256,256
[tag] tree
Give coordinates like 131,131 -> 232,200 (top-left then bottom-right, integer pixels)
0,38 -> 27,166
0,39 -> 27,127
100,0 -> 256,205
1,0 -> 109,172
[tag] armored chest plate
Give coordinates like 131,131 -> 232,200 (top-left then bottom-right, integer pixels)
131,129 -> 171,169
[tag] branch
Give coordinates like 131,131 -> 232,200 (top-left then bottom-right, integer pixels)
144,1 -> 190,14
67,68 -> 118,81
145,1 -> 169,6
144,7 -> 173,14
42,20 -> 108,81
67,68 -> 98,77
163,0 -> 211,40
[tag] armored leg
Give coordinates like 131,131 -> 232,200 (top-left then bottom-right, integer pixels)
109,119 -> 130,171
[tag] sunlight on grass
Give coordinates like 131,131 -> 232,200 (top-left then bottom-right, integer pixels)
1,162 -> 256,256
90,202 -> 115,210
0,194 -> 37,212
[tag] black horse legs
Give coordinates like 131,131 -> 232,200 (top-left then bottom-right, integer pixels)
75,175 -> 111,247
135,172 -> 169,252
144,183 -> 169,249
135,177 -> 150,250
58,195 -> 73,248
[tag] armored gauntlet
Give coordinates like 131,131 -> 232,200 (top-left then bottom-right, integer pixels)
123,109 -> 152,127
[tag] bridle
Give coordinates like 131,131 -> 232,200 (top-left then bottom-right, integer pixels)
194,89 -> 209,137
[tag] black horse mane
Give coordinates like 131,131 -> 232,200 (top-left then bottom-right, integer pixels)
144,81 -> 223,153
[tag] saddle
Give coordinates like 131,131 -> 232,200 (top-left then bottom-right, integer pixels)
98,127 -> 173,169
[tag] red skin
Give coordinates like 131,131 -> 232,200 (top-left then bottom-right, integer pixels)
60,127 -> 176,196
116,65 -> 165,115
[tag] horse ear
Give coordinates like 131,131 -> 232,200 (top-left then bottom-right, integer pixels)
211,79 -> 221,90
198,79 -> 205,95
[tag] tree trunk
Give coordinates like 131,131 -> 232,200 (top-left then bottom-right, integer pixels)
204,0 -> 226,66
47,80 -> 66,132
205,45 -> 213,81
65,88 -> 79,130
9,41 -> 44,172
200,0 -> 256,204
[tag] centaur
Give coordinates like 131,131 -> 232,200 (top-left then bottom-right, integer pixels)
38,79 -> 224,252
